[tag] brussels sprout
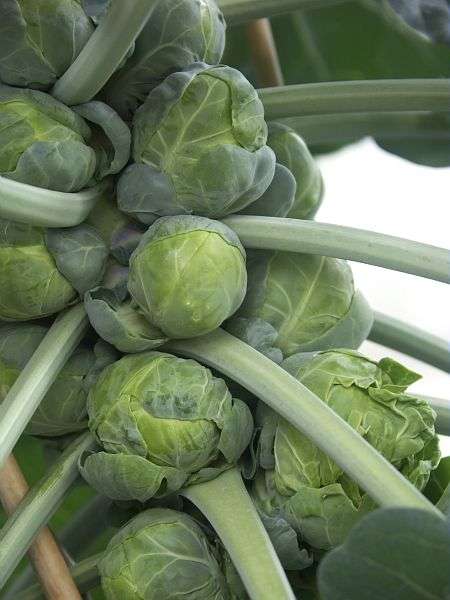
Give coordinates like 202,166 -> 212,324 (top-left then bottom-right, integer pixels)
257,350 -> 440,551
0,84 -> 130,192
99,508 -> 230,600
238,163 -> 296,218
0,322 -> 116,436
0,0 -> 94,90
128,216 -> 247,339
79,351 -> 253,502
227,250 -> 373,360
0,218 -> 107,321
117,63 -> 276,220
102,0 -> 226,119
267,123 -> 324,220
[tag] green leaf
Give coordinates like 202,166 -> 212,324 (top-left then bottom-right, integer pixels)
424,456 -> 450,510
318,507 -> 450,600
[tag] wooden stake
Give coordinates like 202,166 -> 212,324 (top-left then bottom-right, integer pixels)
246,18 -> 284,88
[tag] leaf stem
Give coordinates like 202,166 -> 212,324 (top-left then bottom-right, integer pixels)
165,330 -> 440,514
0,455 -> 82,599
182,468 -> 295,600
280,111 -> 450,146
0,178 -> 110,228
259,79 -> 450,119
218,0 -> 347,24
221,216 -> 450,283
0,432 -> 96,589
370,311 -> 450,372
0,305 -> 89,470
19,553 -> 102,600
52,0 -> 157,105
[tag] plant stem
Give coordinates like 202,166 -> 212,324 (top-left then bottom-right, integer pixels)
165,330 -> 440,514
0,432 -> 96,589
417,395 -> 450,437
52,0 -> 157,105
259,79 -> 450,119
182,468 -> 295,600
369,311 -> 450,372
246,19 -> 284,87
280,111 -> 450,146
219,0 -> 347,24
0,305 -> 89,470
0,178 -> 109,228
19,553 -> 102,600
221,216 -> 450,283
0,455 -> 82,599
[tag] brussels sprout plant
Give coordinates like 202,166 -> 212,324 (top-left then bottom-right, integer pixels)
0,2 -> 449,600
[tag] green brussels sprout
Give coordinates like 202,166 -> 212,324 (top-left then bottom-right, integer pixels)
257,350 -> 441,551
102,0 -> 226,120
128,216 -> 247,339
238,163 -> 296,218
0,322 -> 116,436
117,63 -> 276,220
268,122 -> 324,220
0,0 -> 94,90
0,84 -> 130,192
227,251 -> 373,360
99,508 -> 231,600
79,351 -> 253,502
0,218 -> 108,321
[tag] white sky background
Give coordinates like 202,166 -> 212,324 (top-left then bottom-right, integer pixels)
315,138 -> 450,455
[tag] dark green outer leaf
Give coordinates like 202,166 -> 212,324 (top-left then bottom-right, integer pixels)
318,507 -> 450,600
238,163 -> 296,218
424,456 -> 450,508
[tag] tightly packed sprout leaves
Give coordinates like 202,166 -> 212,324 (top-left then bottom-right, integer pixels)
0,0 -> 448,599
253,350 -> 440,553
80,351 -> 253,501
99,508 -> 243,600
0,322 -> 116,435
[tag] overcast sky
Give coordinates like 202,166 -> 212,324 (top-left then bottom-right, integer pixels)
316,139 -> 450,454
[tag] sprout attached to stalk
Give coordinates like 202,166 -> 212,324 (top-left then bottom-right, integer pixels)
255,349 -> 441,553
0,322 -> 116,436
227,250 -> 373,361
85,215 -> 248,350
117,63 -> 276,220
102,0 -> 226,119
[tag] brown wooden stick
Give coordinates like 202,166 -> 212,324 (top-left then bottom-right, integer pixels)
0,454 -> 82,600
246,18 -> 284,88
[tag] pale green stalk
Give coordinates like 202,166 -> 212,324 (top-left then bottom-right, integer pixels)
18,553 -> 102,600
280,111 -> 450,146
0,433 -> 96,589
259,79 -> 450,119
0,178 -> 109,227
165,330 -> 440,514
218,0 -> 347,23
52,0 -> 157,105
221,216 -> 450,283
183,469 -> 295,600
370,311 -> 450,372
0,305 -> 89,470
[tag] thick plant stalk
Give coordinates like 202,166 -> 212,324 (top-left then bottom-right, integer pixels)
0,305 -> 89,470
219,0 -> 347,24
0,432 -> 96,589
280,111 -> 450,146
419,396 -> 450,437
52,0 -> 157,105
19,553 -> 103,600
246,19 -> 284,87
0,455 -> 81,599
182,468 -> 295,600
0,177 -> 109,227
259,79 -> 450,119
370,311 -> 450,372
221,216 -> 450,283
4,495 -> 111,598
166,330 -> 440,515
